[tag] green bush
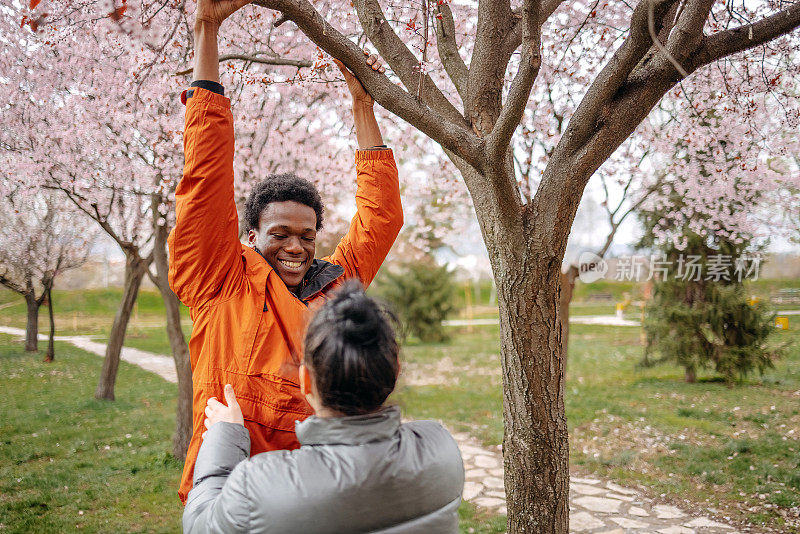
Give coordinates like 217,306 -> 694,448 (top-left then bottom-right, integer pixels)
373,261 -> 457,342
643,273 -> 780,383
639,210 -> 782,383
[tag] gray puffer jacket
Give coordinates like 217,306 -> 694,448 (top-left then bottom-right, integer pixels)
182,406 -> 464,533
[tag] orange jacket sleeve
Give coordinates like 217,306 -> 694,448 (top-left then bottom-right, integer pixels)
168,88 -> 243,308
325,149 -> 403,286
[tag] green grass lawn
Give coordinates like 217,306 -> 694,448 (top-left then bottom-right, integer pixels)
3,283 -> 800,530
0,334 -> 506,533
0,334 -> 183,533
0,288 -> 190,336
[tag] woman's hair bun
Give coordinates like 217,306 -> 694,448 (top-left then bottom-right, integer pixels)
332,286 -> 381,343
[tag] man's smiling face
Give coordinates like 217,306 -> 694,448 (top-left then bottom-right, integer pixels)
248,200 -> 317,293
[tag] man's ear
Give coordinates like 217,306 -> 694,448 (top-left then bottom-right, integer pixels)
247,228 -> 257,246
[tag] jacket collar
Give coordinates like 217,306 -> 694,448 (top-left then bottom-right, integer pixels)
295,406 -> 401,446
299,259 -> 345,301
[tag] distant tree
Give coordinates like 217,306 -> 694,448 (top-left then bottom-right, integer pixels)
638,165 -> 782,383
373,261 -> 456,342
0,191 -> 92,360
639,228 -> 780,383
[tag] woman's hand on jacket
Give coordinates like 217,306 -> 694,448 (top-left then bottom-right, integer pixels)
202,384 -> 244,438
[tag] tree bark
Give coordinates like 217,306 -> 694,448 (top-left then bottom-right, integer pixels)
685,366 -> 696,383
45,287 -> 55,362
496,246 -> 569,533
163,287 -> 192,460
94,253 -> 147,400
150,195 -> 193,460
24,292 -> 40,352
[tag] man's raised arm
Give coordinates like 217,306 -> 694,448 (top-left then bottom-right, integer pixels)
168,0 -> 252,308
326,57 -> 404,286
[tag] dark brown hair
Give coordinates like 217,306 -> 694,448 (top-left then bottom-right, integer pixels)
303,281 -> 399,416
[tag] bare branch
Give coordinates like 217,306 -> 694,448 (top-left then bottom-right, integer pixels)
662,0 -> 714,61
695,2 -> 800,67
502,0 -> 567,60
557,0 -> 680,156
486,0 -> 542,162
351,0 -> 466,125
648,0 -> 688,77
433,1 -> 468,100
465,0 -> 516,133
253,0 -> 484,171
0,273 -> 28,296
417,0 -> 429,101
175,53 -> 313,75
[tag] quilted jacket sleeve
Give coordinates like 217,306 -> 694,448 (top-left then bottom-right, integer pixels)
182,423 -> 251,534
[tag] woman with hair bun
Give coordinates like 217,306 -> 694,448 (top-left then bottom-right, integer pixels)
183,282 -> 465,533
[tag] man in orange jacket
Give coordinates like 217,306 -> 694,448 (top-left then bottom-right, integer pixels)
168,0 -> 403,503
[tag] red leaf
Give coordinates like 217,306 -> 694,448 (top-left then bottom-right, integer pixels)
109,5 -> 126,21
30,0 -> 41,9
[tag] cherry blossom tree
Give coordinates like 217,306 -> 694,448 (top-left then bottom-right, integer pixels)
13,0 -> 800,528
2,0 -> 393,458
0,188 -> 92,359
206,2 -> 800,530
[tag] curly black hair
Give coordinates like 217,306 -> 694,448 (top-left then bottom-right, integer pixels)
243,173 -> 324,232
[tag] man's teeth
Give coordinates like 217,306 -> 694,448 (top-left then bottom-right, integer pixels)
279,260 -> 303,269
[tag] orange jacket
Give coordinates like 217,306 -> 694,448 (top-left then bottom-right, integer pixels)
168,87 -> 403,504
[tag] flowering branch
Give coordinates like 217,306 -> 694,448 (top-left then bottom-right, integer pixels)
175,53 -> 313,75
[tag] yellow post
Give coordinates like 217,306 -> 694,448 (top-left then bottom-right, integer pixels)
775,316 -> 789,330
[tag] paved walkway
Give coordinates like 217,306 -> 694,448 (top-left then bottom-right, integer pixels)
0,326 -> 177,381
1,325 -> 746,532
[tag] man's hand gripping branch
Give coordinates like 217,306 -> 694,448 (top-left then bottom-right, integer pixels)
192,0 -> 253,83
334,52 -> 387,150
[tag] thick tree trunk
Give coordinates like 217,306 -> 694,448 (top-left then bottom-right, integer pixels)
24,293 -> 40,352
150,200 -> 193,460
95,254 -> 147,400
454,162 -> 570,533
496,255 -> 569,533
45,287 -> 55,362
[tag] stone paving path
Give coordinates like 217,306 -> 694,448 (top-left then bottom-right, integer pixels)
1,325 -> 746,532
453,430 -> 745,533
